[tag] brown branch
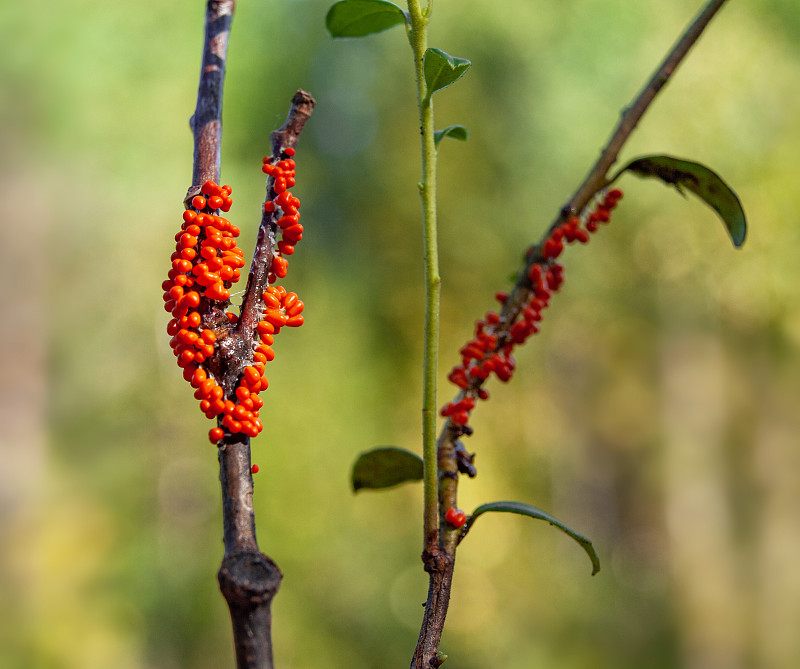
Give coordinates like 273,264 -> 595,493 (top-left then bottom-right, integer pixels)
218,437 -> 282,669
185,4 -> 316,669
411,550 -> 454,669
218,551 -> 282,667
566,0 -> 730,215
411,431 -> 459,669
186,5 -> 282,668
238,91 -> 316,340
214,92 -> 315,669
212,90 -> 314,669
189,1 -> 235,196
411,1 -> 731,666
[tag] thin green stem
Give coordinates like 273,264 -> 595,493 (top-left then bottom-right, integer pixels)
406,1 -> 441,555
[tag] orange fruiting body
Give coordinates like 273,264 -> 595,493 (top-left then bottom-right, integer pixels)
442,189 -> 624,433
444,508 -> 467,528
165,147 -> 306,445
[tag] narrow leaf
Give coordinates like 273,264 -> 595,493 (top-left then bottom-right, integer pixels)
351,446 -> 423,492
464,501 -> 600,575
434,124 -> 470,147
616,155 -> 747,248
326,0 -> 407,38
423,48 -> 471,99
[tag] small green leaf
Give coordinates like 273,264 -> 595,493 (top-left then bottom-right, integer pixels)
434,124 -> 469,147
326,0 -> 407,38
616,155 -> 747,248
351,447 -> 424,492
463,501 -> 600,575
423,48 -> 471,100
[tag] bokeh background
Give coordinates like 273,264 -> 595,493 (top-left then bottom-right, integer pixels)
2,0 -> 800,667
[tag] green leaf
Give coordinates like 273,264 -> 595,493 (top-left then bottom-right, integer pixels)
434,124 -> 469,147
616,155 -> 747,248
326,0 -> 407,38
351,446 -> 424,492
464,501 -> 600,575
423,48 -> 471,100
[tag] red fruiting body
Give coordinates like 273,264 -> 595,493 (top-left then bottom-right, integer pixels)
444,508 -> 467,529
165,152 -> 306,444
251,464 -> 260,474
442,190 -> 623,432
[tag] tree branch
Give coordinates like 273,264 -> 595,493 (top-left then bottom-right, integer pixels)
189,0 -> 235,195
186,4 -> 316,668
216,419 -> 282,668
238,91 -> 316,340
566,0 -> 730,214
212,89 -> 314,669
412,1 -> 731,666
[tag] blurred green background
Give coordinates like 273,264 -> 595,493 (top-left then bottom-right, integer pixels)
2,0 -> 800,667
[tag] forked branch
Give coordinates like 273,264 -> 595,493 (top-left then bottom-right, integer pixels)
412,1 -> 731,666
186,4 -> 315,669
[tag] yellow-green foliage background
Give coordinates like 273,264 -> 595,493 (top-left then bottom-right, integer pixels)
2,1 -> 800,667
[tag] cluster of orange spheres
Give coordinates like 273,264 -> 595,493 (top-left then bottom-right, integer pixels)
163,182 -> 244,314
163,157 -> 306,446
262,147 -> 302,284
442,189 -> 624,430
444,507 -> 467,529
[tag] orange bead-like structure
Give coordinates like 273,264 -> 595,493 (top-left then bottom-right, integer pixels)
164,148 -> 306,446
444,508 -> 467,528
262,151 -> 302,285
442,189 -> 624,432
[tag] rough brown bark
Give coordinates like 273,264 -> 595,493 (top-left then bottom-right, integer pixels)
189,1 -> 235,190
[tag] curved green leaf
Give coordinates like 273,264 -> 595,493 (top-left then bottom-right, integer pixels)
351,446 -> 423,492
463,501 -> 600,575
615,155 -> 746,248
434,124 -> 469,147
423,48 -> 471,100
326,0 -> 407,38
